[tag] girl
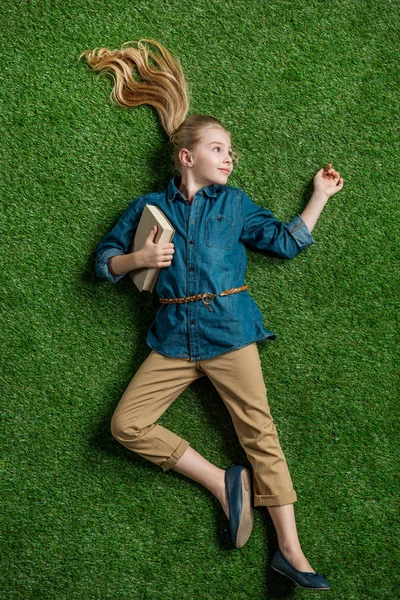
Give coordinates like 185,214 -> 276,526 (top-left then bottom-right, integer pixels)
80,40 -> 343,591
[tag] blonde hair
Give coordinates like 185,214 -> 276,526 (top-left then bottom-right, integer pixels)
79,39 -> 231,170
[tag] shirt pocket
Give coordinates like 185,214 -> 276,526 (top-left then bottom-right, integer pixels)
206,214 -> 234,250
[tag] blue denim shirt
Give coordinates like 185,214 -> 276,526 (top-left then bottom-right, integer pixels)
95,177 -> 315,361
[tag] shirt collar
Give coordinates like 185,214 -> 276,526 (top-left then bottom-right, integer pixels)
166,176 -> 220,203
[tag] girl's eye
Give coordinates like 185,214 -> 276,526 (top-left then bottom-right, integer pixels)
213,147 -> 221,152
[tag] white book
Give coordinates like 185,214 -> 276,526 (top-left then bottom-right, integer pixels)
129,204 -> 175,293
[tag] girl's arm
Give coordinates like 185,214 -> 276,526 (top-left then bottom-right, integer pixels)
108,251 -> 144,277
300,164 -> 344,233
108,225 -> 175,277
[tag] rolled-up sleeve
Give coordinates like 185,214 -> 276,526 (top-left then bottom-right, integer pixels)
95,196 -> 146,283
239,191 -> 315,259
284,214 -> 315,252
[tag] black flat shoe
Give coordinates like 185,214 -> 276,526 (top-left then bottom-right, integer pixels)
271,548 -> 331,590
224,466 -> 253,548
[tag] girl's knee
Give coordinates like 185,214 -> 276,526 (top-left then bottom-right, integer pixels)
110,411 -> 124,442
110,411 -> 141,444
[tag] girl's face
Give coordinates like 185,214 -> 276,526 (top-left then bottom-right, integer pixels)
181,127 -> 233,187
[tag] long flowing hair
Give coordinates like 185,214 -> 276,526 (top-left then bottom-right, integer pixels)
79,39 -> 230,170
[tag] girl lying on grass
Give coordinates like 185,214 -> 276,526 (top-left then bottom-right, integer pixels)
80,39 -> 343,591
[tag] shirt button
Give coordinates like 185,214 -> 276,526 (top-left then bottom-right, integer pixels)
190,320 -> 195,326
189,240 -> 194,245
188,267 -> 194,272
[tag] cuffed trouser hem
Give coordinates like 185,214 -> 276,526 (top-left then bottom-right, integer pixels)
254,490 -> 297,507
161,439 -> 190,472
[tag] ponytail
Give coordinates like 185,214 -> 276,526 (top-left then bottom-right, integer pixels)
79,39 -> 189,137
80,40 -> 230,170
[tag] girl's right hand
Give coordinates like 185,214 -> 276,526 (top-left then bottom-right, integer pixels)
136,226 -> 175,268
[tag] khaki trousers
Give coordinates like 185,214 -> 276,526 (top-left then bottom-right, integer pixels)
111,343 -> 297,507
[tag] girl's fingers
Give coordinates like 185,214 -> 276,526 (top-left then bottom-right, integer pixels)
318,165 -> 343,189
159,251 -> 174,261
326,170 -> 339,180
325,164 -> 339,176
320,164 -> 344,190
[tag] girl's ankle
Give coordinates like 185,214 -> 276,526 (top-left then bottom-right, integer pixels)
279,546 -> 315,573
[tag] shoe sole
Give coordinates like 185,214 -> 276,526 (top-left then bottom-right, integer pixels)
235,468 -> 253,548
271,566 -> 331,590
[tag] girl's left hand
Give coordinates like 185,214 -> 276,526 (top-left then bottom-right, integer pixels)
314,164 -> 344,199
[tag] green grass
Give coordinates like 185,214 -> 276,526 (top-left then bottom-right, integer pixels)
1,1 -> 399,598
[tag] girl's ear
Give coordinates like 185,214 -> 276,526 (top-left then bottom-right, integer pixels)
178,148 -> 194,168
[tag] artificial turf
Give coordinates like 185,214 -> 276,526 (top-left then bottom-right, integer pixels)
1,1 -> 399,598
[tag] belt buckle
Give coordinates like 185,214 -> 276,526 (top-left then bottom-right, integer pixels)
202,292 -> 217,311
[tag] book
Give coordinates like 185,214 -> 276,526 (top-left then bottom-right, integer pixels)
129,204 -> 175,293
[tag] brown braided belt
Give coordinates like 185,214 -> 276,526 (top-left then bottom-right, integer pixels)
159,284 -> 248,312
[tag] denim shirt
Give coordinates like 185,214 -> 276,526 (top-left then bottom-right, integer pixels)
95,177 -> 315,361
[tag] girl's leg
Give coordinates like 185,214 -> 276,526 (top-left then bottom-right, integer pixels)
172,446 -> 229,517
112,350 -> 228,516
200,343 -> 317,572
174,447 -> 313,571
268,504 -> 314,572
173,447 -> 254,550
111,351 -> 204,469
